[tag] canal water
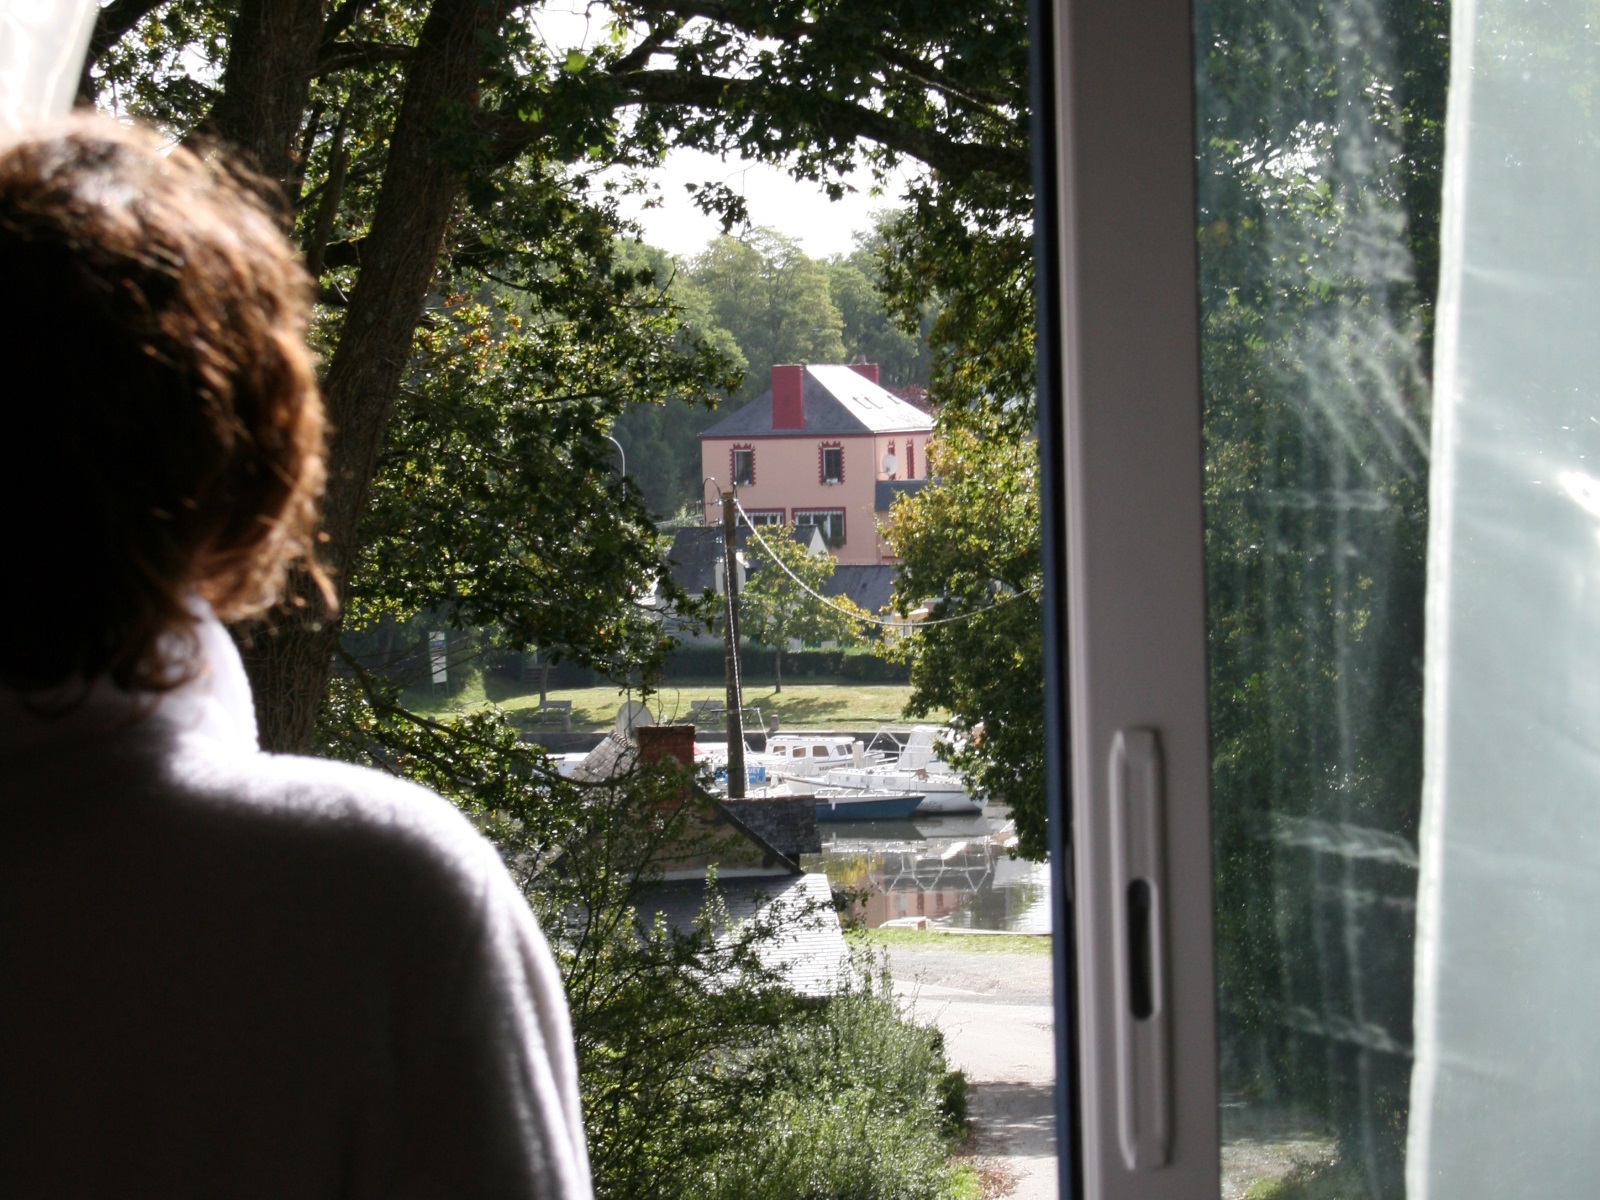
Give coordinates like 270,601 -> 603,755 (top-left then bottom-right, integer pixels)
800,804 -> 1052,933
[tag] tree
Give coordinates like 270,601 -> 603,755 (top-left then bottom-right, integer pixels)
83,0 -> 1032,752
688,229 -> 846,402
883,420 -> 1044,857
826,219 -> 936,390
740,524 -> 866,692
600,241 -> 747,520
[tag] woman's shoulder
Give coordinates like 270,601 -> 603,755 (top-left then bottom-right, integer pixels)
161,738 -> 513,921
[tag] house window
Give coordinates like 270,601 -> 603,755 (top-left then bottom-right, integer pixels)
731,445 -> 755,487
819,443 -> 844,485
742,509 -> 784,527
793,509 -> 845,548
905,440 -> 915,479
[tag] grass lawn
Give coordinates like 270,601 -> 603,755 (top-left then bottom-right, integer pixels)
405,674 -> 947,731
853,928 -> 1052,955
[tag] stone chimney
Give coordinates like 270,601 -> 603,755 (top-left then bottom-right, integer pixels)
772,364 -> 805,429
848,360 -> 880,385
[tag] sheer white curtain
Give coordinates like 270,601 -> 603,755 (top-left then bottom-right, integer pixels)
0,0 -> 97,128
1411,0 -> 1600,1194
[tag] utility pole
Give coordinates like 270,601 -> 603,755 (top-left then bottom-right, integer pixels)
721,489 -> 747,798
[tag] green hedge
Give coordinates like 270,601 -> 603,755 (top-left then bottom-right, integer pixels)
660,644 -> 909,683
479,644 -> 910,687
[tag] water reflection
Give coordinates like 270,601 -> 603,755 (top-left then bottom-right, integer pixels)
800,805 -> 1052,933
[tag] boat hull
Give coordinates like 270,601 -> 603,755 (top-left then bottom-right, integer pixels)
812,791 -> 925,821
820,767 -> 985,815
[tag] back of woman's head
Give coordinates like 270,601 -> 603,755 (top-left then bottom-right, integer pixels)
0,117 -> 326,693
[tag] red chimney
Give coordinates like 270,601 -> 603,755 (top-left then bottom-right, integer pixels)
637,724 -> 697,812
849,361 -> 880,385
772,364 -> 805,429
638,724 -> 695,769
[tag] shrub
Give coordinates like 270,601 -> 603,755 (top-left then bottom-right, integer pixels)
698,961 -> 969,1200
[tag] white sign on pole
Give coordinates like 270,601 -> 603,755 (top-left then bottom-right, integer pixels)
429,631 -> 447,685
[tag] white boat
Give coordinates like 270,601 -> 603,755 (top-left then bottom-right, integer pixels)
820,725 -> 985,815
762,734 -> 882,776
699,732 -> 880,790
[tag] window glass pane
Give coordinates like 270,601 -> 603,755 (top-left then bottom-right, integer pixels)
1194,1 -> 1446,1195
794,509 -> 845,547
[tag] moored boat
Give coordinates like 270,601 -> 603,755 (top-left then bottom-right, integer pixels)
821,725 -> 985,815
810,787 -> 925,821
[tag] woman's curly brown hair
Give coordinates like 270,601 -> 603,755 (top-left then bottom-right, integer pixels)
0,117 -> 329,693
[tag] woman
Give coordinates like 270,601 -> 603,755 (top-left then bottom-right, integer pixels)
0,118 -> 590,1198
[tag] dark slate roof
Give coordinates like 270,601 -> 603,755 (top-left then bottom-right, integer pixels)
635,873 -> 849,998
665,523 -> 825,594
664,526 -> 724,594
701,365 -> 933,439
721,796 -> 822,858
875,479 -> 928,511
568,735 -> 804,876
567,732 -> 635,783
823,565 -> 899,614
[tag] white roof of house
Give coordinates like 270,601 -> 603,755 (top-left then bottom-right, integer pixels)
700,364 -> 934,438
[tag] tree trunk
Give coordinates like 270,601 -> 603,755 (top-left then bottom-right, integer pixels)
774,643 -> 783,693
207,0 -> 328,188
240,0 -> 515,751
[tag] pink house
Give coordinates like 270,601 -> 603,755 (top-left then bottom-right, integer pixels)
699,363 -> 934,566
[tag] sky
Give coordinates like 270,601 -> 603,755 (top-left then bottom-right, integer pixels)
606,149 -> 919,263
534,4 -> 917,263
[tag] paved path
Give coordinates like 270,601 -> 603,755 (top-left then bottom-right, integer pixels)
886,945 -> 1060,1199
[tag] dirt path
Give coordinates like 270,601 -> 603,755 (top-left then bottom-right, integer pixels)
886,945 -> 1059,1199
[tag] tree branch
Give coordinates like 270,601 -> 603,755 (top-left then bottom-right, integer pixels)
76,0 -> 165,101
321,0 -> 376,47
632,0 -> 1016,111
612,68 -> 1027,182
316,39 -> 416,76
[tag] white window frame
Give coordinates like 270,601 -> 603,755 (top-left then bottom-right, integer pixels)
792,508 -> 845,548
1035,0 -> 1218,1196
819,443 -> 844,485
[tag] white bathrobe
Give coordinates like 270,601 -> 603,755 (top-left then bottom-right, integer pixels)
0,612 -> 591,1198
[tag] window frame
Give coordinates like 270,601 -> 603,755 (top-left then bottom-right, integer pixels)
819,442 -> 844,485
792,508 -> 845,548
1033,0 -> 1218,1196
741,508 -> 785,527
731,444 -> 756,487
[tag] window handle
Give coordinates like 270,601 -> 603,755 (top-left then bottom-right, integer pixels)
1110,727 -> 1172,1171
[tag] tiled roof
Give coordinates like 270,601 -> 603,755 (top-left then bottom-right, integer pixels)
701,365 -> 933,439
567,735 -> 803,877
823,565 -> 899,614
721,796 -> 822,858
665,524 -> 825,594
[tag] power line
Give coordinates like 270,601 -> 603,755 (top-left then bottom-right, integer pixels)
732,497 -> 1040,630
